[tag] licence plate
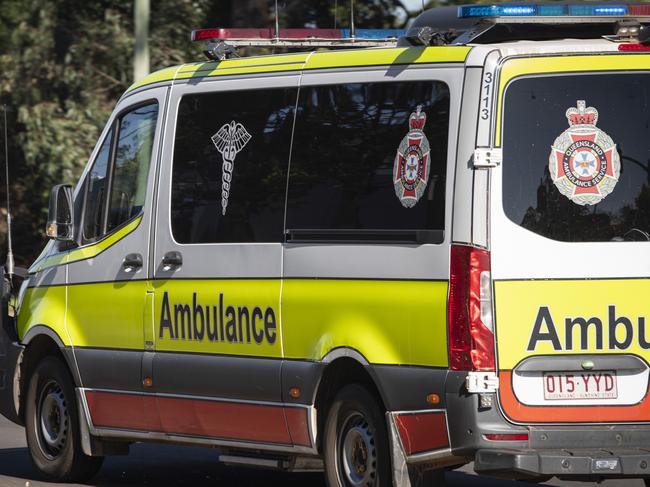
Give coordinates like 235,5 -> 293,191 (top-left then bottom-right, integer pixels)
543,371 -> 617,400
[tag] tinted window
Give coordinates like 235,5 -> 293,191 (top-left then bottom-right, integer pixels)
286,81 -> 450,242
503,74 -> 650,242
171,88 -> 296,244
107,103 -> 158,231
83,130 -> 112,241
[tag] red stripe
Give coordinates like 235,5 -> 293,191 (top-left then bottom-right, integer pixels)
85,391 -> 311,445
395,411 -> 448,455
86,391 -> 162,431
284,407 -> 312,447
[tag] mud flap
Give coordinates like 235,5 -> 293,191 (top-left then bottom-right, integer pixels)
387,412 -> 413,487
0,269 -> 24,425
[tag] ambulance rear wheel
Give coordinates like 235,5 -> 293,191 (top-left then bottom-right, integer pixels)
323,384 -> 391,487
25,356 -> 104,482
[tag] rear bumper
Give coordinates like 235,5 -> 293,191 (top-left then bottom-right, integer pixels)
445,370 -> 650,480
475,448 -> 650,479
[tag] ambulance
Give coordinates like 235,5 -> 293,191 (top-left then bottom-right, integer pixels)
2,3 -> 650,486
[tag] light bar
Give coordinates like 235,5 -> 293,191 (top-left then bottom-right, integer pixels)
457,3 -> 649,18
191,28 -> 404,42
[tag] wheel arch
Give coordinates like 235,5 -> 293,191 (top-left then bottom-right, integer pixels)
19,326 -> 79,422
313,347 -> 389,453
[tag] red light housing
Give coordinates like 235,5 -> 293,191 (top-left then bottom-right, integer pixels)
448,245 -> 495,371
191,28 -> 343,41
619,43 -> 650,51
483,433 -> 529,442
630,5 -> 650,15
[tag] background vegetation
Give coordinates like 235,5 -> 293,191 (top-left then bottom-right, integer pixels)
0,0 -> 481,266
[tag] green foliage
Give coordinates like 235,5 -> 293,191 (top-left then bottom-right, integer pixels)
0,0 -> 492,266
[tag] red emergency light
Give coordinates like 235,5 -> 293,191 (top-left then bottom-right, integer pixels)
191,28 -> 344,42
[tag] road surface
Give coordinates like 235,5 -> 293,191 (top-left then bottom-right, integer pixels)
0,416 -> 643,486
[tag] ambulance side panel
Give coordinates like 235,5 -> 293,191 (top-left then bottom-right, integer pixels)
147,74 -> 301,447
281,65 -> 464,418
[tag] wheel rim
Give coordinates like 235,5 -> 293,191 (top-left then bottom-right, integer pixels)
36,380 -> 69,459
337,411 -> 377,487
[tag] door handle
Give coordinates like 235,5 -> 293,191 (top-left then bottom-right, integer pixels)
162,251 -> 183,269
122,253 -> 143,271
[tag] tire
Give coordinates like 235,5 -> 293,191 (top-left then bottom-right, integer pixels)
323,384 -> 391,487
25,355 -> 104,482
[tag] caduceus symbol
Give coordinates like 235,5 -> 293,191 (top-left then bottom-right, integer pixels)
211,121 -> 252,215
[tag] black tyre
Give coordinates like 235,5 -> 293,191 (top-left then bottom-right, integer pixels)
323,384 -> 391,487
25,356 -> 104,482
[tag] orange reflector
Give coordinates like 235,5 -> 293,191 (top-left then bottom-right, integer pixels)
426,393 -> 440,405
289,387 -> 301,399
143,377 -> 153,387
484,433 -> 529,441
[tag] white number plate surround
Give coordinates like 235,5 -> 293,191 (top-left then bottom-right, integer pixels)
512,367 -> 649,406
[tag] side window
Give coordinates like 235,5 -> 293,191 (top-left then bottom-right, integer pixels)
83,130 -> 113,241
107,103 -> 158,231
286,80 -> 450,243
81,101 -> 158,243
171,87 -> 296,244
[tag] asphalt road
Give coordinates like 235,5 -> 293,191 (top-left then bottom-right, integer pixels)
0,416 -> 644,487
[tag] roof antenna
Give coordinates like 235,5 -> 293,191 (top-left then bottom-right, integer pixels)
422,0 -> 425,13
274,0 -> 280,43
334,0 -> 338,29
350,0 -> 355,39
2,105 -> 14,281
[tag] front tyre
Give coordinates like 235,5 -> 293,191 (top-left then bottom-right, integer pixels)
25,356 -> 103,482
324,384 -> 391,487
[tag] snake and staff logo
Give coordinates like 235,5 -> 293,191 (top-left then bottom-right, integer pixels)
549,100 -> 620,206
394,105 -> 431,208
211,121 -> 252,215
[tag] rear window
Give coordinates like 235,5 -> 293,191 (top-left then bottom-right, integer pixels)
502,73 -> 650,242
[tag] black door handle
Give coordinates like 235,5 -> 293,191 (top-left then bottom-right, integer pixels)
122,253 -> 143,271
162,251 -> 183,268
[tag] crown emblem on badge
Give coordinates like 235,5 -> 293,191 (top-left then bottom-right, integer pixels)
409,106 -> 427,130
565,100 -> 598,126
548,100 -> 620,206
393,105 -> 431,208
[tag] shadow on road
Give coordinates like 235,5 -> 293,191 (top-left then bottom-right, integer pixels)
0,443 -> 326,487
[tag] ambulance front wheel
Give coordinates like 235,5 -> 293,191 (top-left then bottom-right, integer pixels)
323,384 -> 392,487
25,356 -> 104,482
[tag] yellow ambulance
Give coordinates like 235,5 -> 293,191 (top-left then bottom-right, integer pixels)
2,3 -> 650,486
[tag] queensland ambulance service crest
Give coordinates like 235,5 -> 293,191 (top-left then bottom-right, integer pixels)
394,105 -> 431,208
549,100 -> 620,206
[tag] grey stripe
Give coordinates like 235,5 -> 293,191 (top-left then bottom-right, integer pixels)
370,364 -> 448,411
153,351 -> 281,402
74,348 -> 144,391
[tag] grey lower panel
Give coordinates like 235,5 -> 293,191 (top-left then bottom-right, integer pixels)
281,360 -> 323,404
370,364 -> 448,411
475,448 -> 650,478
154,351 -> 282,402
445,370 -> 528,456
74,348 -> 144,391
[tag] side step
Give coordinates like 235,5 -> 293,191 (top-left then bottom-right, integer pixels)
219,454 -> 286,469
218,453 -> 323,472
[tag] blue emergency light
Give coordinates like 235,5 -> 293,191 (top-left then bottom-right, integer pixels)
457,3 -> 650,18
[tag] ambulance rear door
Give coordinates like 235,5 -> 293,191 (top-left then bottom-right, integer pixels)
490,54 -> 650,424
